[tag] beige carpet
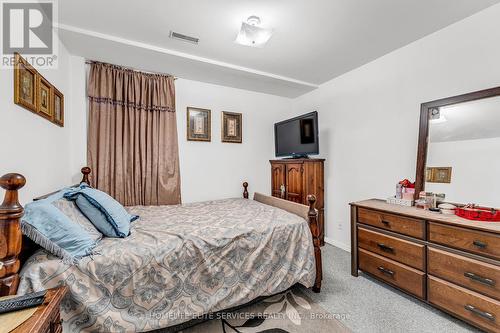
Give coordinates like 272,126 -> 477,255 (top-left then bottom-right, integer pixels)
180,287 -> 350,333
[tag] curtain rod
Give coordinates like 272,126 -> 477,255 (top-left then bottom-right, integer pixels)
85,60 -> 178,80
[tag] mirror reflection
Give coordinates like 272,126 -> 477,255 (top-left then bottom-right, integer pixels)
426,95 -> 500,208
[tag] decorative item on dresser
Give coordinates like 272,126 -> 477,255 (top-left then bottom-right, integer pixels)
10,286 -> 68,333
350,200 -> 500,332
270,158 -> 325,245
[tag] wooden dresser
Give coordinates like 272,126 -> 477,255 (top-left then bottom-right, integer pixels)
270,158 -> 325,245
351,199 -> 500,332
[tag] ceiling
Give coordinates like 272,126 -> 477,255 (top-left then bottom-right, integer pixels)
429,95 -> 500,142
58,0 -> 500,97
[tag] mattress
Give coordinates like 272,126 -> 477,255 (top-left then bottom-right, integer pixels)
18,198 -> 316,332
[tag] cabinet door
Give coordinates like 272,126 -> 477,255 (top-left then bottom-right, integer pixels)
286,163 -> 304,203
271,164 -> 286,198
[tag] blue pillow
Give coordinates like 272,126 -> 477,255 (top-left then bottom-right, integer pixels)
64,184 -> 138,238
22,189 -> 98,263
74,196 -> 120,237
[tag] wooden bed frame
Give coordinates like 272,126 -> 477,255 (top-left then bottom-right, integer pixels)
0,168 -> 322,297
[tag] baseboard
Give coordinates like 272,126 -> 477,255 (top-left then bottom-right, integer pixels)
323,237 -> 350,252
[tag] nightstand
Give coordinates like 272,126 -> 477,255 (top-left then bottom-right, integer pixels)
12,286 -> 68,333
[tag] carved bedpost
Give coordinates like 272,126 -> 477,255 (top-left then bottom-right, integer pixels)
242,182 -> 249,199
0,173 -> 26,296
80,167 -> 91,185
307,194 -> 322,293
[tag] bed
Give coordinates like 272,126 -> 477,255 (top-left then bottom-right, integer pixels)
0,168 -> 323,332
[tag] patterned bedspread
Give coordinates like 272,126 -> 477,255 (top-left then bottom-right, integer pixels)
18,198 -> 316,332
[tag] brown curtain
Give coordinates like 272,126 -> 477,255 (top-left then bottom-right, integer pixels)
87,62 -> 181,206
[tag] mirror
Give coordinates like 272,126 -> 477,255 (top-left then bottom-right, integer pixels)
415,87 -> 500,208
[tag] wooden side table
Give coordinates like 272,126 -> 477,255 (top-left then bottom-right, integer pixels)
12,286 -> 68,333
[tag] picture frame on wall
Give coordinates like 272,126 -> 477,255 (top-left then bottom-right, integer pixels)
426,167 -> 452,183
37,75 -> 53,120
14,53 -> 37,113
221,111 -> 242,143
53,87 -> 64,127
187,107 -> 211,141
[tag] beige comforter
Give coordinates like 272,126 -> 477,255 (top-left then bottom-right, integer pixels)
18,198 -> 316,332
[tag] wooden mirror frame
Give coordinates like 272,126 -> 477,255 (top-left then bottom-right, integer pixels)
415,86 -> 500,196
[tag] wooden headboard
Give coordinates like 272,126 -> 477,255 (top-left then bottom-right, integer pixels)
0,167 -> 91,296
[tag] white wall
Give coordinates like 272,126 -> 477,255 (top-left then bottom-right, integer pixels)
0,39 -> 80,204
426,138 -> 500,207
292,4 -> 500,250
175,79 -> 291,203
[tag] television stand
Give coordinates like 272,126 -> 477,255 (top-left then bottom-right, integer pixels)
269,158 -> 325,245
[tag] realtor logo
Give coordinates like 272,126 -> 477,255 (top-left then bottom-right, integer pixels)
1,0 -> 57,68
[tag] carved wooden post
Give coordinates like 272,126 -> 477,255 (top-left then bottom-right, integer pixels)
242,182 -> 249,199
0,173 -> 26,296
80,167 -> 91,185
307,194 -> 322,293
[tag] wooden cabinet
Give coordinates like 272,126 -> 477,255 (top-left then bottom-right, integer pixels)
271,164 -> 285,198
270,159 -> 325,245
351,199 -> 500,332
285,163 -> 303,203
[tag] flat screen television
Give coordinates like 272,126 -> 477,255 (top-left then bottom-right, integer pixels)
274,111 -> 319,158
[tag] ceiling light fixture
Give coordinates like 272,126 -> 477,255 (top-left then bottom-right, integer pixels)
235,16 -> 273,48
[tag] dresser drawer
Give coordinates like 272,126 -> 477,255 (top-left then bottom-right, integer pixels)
428,275 -> 500,333
357,208 -> 425,239
429,222 -> 500,261
358,248 -> 425,298
358,227 -> 425,270
428,247 -> 500,301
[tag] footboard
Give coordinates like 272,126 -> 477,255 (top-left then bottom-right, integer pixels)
243,182 -> 322,292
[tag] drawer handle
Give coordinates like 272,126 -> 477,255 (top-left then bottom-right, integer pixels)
377,243 -> 395,253
464,304 -> 495,322
464,272 -> 496,287
380,220 -> 391,227
377,266 -> 394,276
473,240 -> 487,249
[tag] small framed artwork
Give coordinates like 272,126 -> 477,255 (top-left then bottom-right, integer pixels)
221,111 -> 242,143
37,75 -> 53,120
52,87 -> 64,126
426,167 -> 452,183
187,107 -> 211,141
425,167 -> 432,182
14,53 -> 37,113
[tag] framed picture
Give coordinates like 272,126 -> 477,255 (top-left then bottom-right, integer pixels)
52,87 -> 64,126
426,167 -> 452,183
187,107 -> 211,141
14,53 -> 37,113
221,111 -> 242,143
425,167 -> 432,182
37,75 -> 53,120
